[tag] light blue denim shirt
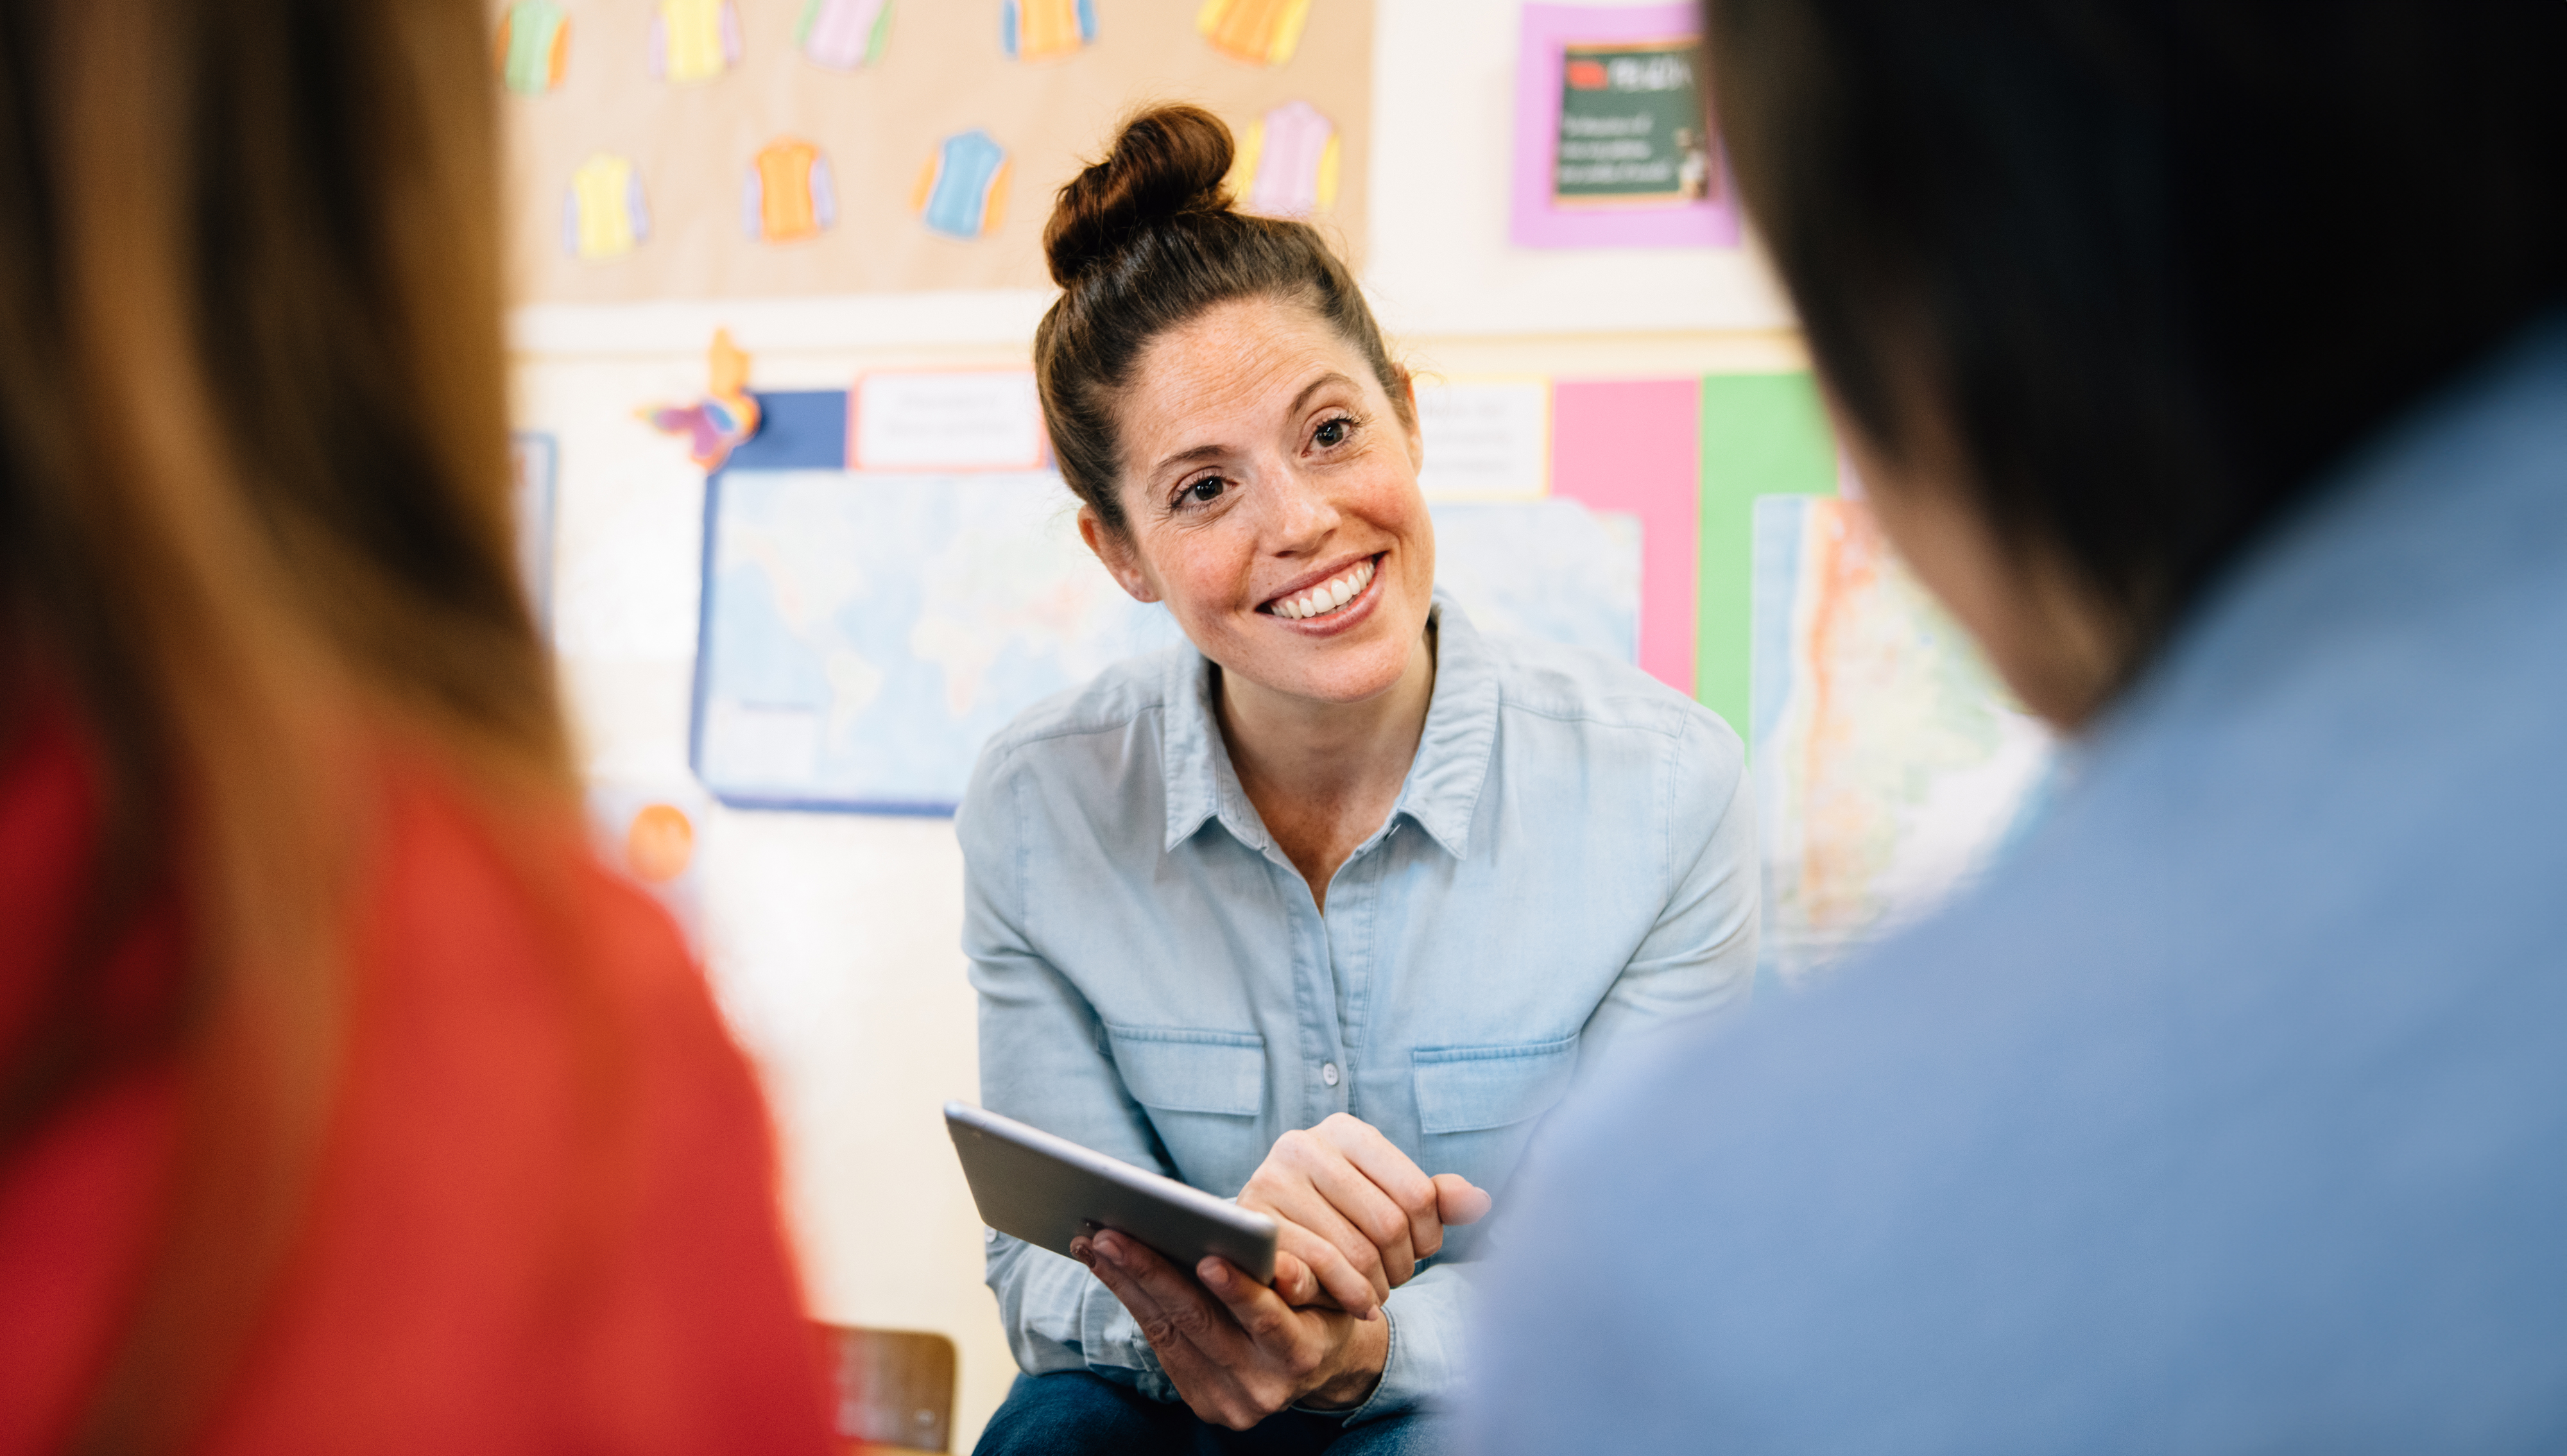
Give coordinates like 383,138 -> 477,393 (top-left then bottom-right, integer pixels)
958,596 -> 1757,1421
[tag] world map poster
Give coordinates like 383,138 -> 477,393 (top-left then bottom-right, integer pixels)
1750,494 -> 2054,982
694,469 -> 1641,812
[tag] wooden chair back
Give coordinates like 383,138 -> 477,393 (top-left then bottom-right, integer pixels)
818,1324 -> 958,1453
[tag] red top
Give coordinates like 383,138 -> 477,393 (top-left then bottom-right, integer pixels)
0,712 -> 838,1455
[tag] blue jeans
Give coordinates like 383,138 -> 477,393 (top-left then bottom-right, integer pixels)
974,1371 -> 1450,1456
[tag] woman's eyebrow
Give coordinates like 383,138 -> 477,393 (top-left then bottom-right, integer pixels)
1287,371 -> 1357,416
1149,442 -> 1227,478
1145,372 -> 1360,479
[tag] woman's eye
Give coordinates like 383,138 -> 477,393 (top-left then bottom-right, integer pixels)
1314,417 -> 1351,448
1182,476 -> 1226,505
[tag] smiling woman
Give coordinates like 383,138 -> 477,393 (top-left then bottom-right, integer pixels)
954,106 -> 1762,1456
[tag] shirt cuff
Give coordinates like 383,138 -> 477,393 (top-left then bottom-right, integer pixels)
1295,1306 -> 1405,1426
1078,1274 -> 1180,1403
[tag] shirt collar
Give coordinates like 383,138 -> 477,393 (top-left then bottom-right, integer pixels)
1158,592 -> 1500,860
1160,645 -> 1261,853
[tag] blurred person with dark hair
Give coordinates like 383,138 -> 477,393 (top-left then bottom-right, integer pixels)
0,1 -> 836,1450
1470,2 -> 2567,1451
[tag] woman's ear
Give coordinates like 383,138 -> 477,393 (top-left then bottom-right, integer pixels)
1077,506 -> 1161,604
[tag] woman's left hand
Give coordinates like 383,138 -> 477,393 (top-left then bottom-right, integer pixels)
1074,1229 -> 1388,1429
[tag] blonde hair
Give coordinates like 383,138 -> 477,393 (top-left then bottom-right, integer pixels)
0,0 -> 570,1444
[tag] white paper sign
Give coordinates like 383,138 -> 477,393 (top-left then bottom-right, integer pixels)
1414,378 -> 1551,501
852,370 -> 1046,472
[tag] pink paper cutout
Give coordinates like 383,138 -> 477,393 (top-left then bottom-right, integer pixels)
1550,379 -> 1702,694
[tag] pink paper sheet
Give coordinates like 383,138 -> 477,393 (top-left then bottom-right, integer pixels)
1551,379 -> 1703,694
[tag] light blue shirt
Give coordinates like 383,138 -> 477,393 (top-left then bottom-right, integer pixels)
959,596 -> 1757,1421
1468,319 -> 2567,1452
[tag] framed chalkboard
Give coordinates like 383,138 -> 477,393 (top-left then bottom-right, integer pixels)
1553,39 -> 1716,209
1511,3 -> 1739,248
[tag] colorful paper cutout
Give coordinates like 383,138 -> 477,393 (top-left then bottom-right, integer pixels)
1002,0 -> 1095,60
642,329 -> 763,472
504,0 -> 1373,304
744,139 -> 838,243
797,0 -> 892,71
562,153 -> 649,262
650,0 -> 743,85
625,801 -> 698,883
1229,99 -> 1339,217
494,1 -> 571,96
1197,0 -> 1312,67
913,130 -> 1009,240
587,778 -> 710,949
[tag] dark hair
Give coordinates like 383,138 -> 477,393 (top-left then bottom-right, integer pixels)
1035,104 -> 1409,536
1707,0 -> 2567,682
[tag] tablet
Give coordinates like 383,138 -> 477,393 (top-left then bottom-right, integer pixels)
945,1101 -> 1278,1284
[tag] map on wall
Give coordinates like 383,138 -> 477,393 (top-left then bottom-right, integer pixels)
1751,494 -> 2054,982
695,470 -> 1176,811
693,470 -> 1642,812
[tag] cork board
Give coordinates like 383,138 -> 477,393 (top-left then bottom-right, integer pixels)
498,0 -> 1375,304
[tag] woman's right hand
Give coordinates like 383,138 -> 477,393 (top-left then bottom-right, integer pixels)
1238,1113 -> 1492,1317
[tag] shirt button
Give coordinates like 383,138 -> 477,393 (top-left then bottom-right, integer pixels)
1322,1062 -> 1340,1087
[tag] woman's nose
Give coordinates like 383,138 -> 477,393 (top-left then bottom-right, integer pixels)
1260,467 -> 1340,551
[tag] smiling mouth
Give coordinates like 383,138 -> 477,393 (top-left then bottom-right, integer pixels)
1261,555 -> 1378,622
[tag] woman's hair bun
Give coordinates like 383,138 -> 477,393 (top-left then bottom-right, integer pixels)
1044,104 -> 1237,289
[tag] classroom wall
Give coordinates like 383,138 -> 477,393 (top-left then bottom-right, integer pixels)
510,3 -> 1805,1444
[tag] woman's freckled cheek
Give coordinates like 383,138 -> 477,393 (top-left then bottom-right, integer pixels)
1127,499 -> 1257,624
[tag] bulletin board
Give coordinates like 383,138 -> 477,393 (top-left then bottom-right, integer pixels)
496,0 -> 1375,303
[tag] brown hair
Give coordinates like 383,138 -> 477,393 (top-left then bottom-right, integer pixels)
0,0 -> 569,1443
1035,104 -> 1409,536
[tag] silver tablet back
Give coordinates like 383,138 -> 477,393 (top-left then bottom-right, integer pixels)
945,1101 -> 1279,1283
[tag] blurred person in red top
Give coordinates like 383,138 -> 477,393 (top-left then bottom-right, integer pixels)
0,1 -> 839,1452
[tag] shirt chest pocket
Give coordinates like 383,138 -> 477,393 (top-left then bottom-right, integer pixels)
1410,1034 -> 1581,1135
1104,1025 -> 1266,1118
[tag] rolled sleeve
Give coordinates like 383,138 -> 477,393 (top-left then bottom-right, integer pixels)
981,1230 -> 1177,1400
1332,1262 -> 1471,1423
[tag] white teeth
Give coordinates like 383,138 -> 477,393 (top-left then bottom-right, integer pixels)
1270,558 -> 1377,621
